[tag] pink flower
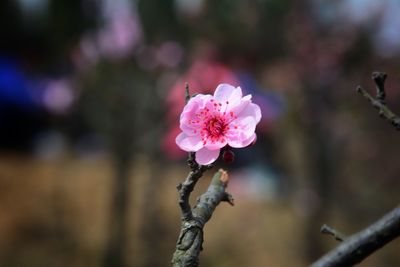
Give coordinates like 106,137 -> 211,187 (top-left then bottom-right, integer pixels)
175,84 -> 261,165
163,60 -> 239,160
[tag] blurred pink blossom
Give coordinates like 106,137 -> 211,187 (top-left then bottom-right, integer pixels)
71,0 -> 142,69
43,79 -> 75,115
176,84 -> 261,165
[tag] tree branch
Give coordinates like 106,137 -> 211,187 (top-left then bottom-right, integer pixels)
177,160 -> 211,221
357,72 -> 400,130
321,224 -> 346,242
172,169 -> 234,267
310,206 -> 400,267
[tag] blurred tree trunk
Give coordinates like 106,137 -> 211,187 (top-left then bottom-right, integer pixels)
77,63 -> 143,267
138,163 -> 170,267
280,84 -> 339,262
103,154 -> 131,267
284,0 -> 344,262
300,85 -> 335,261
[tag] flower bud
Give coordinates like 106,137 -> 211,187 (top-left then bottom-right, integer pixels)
222,149 -> 235,164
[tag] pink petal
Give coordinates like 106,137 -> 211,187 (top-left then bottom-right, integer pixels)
182,94 -> 212,114
226,116 -> 257,148
232,116 -> 257,136
228,133 -> 256,148
180,123 -> 197,136
181,94 -> 211,121
205,138 -> 227,150
176,132 -> 203,152
179,94 -> 212,135
236,102 -> 262,123
214,84 -> 242,103
195,147 -> 220,165
228,94 -> 252,115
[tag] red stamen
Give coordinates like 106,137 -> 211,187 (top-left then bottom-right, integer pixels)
203,115 -> 228,140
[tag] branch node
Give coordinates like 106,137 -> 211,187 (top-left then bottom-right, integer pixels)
219,169 -> 229,184
187,152 -> 198,171
222,192 -> 235,206
372,71 -> 387,101
177,183 -> 182,190
393,118 -> 400,130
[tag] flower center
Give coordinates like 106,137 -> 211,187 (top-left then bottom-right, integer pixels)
204,116 -> 227,139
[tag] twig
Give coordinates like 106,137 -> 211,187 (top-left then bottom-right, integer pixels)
185,82 -> 190,104
172,169 -> 234,267
310,206 -> 400,267
321,224 -> 346,242
177,163 -> 210,221
357,72 -> 400,130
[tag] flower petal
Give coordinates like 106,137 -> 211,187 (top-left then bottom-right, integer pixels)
226,116 -> 257,148
232,116 -> 257,137
228,133 -> 256,148
180,94 -> 212,135
205,138 -> 227,150
176,132 -> 203,152
195,147 -> 220,165
228,94 -> 252,116
236,102 -> 261,123
182,94 -> 212,114
214,84 -> 242,103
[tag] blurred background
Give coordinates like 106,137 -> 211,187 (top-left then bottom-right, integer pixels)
1,0 -> 400,266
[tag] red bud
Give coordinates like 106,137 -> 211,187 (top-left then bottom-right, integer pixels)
222,149 -> 235,164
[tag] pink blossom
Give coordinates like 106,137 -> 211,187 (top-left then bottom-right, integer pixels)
162,60 -> 239,160
175,84 -> 261,165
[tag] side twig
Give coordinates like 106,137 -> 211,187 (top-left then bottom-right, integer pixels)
172,169 -> 234,267
321,224 -> 346,242
310,206 -> 400,267
357,71 -> 400,130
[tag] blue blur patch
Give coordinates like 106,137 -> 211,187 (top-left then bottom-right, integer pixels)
0,57 -> 38,111
0,57 -> 45,151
